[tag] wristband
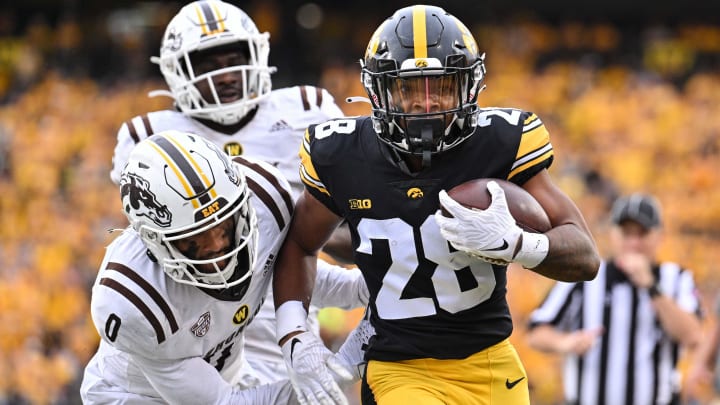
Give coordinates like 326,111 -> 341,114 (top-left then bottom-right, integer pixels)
513,232 -> 549,269
275,300 -> 308,343
648,282 -> 662,298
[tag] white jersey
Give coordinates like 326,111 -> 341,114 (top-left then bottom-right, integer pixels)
83,157 -> 368,403
110,85 -> 344,197
82,159 -> 294,404
105,86 -> 364,387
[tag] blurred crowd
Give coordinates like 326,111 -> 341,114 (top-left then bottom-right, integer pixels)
2,2 -> 720,404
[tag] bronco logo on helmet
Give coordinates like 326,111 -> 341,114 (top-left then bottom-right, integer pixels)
120,172 -> 173,227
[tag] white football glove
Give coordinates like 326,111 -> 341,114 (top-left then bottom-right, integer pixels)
434,180 -> 549,269
281,331 -> 353,405
332,315 -> 375,384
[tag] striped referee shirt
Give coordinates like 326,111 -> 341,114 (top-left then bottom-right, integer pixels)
528,259 -> 701,405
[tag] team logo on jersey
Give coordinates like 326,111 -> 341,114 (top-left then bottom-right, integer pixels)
349,199 -> 372,210
233,304 -> 250,325
191,311 -> 212,337
406,187 -> 424,199
270,120 -> 291,132
120,172 -> 172,227
223,142 -> 243,156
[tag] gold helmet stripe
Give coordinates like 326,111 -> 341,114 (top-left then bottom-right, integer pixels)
412,5 -> 428,59
148,135 -> 217,209
195,1 -> 224,36
166,136 -> 218,200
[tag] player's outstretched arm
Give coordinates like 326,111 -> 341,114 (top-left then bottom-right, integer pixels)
274,190 -> 352,405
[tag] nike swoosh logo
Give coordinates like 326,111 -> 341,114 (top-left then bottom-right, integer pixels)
505,377 -> 525,389
486,239 -> 509,251
290,337 -> 301,362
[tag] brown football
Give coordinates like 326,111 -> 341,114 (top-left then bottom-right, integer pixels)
442,178 -> 552,233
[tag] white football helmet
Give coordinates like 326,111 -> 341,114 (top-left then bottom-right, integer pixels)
152,0 -> 274,125
120,130 -> 258,290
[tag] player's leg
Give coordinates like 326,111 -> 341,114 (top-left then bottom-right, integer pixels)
485,339 -> 529,405
364,359 -> 447,405
364,339 -> 528,405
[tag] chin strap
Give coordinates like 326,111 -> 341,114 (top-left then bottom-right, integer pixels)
406,118 -> 444,169
421,124 -> 433,168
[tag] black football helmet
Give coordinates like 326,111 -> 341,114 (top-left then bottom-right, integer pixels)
361,5 -> 486,166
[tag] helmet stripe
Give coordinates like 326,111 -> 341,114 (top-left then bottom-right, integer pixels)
209,1 -> 227,32
148,136 -> 216,208
165,136 -> 217,200
412,5 -> 428,59
195,1 -> 222,35
147,141 -> 203,209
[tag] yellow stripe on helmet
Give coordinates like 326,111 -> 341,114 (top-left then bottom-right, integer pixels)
412,5 -> 428,59
147,142 -> 201,209
167,136 -> 218,200
210,1 -> 226,32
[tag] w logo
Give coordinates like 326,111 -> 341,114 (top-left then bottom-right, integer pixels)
120,172 -> 172,227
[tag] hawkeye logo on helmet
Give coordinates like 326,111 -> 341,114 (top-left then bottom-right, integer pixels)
415,59 -> 428,68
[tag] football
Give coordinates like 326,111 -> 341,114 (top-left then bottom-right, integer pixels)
442,178 -> 552,233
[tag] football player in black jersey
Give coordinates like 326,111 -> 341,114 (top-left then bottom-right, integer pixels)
273,5 -> 601,405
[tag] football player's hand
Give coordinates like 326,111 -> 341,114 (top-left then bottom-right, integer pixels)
435,181 -> 522,264
332,316 -> 375,384
435,181 -> 549,268
281,331 -> 352,405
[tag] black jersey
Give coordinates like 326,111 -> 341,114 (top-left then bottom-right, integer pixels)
300,108 -> 554,361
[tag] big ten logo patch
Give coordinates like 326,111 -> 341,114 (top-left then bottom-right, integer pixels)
349,199 -> 372,210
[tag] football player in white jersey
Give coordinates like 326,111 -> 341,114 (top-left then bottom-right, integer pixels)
81,131 -> 368,404
107,0 -> 359,391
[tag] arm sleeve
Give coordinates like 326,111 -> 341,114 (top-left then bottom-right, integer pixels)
311,259 -> 368,310
132,354 -> 299,405
675,268 -> 702,317
527,281 -> 579,329
110,123 -> 137,185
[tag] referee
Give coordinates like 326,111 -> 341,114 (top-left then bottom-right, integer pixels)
527,193 -> 702,405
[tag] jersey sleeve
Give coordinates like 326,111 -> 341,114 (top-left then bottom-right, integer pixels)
507,111 -> 554,185
110,115 -> 156,184
311,260 -> 368,310
663,263 -> 702,317
297,122 -> 345,216
527,281 -> 581,330
90,266 -> 178,361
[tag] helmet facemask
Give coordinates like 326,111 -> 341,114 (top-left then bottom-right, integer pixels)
362,54 -> 486,164
121,130 -> 259,292
159,38 -> 272,125
153,1 -> 275,125
138,187 -> 258,290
